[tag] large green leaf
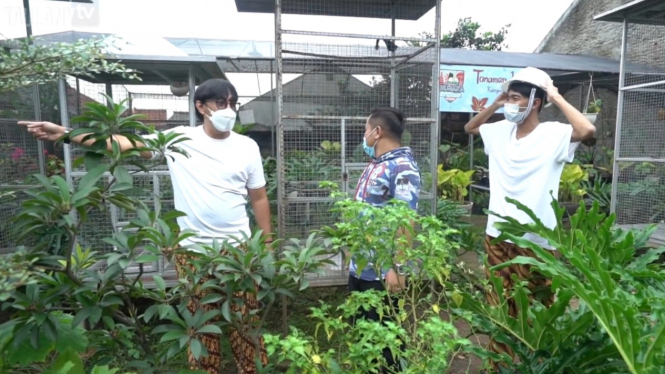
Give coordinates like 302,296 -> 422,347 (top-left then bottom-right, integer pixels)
483,198 -> 665,374
46,348 -> 84,374
1,314 -> 88,367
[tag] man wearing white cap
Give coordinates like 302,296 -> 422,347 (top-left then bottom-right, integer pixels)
464,67 -> 595,364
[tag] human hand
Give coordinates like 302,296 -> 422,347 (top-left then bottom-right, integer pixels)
541,79 -> 562,102
18,121 -> 66,142
385,269 -> 406,293
492,92 -> 509,107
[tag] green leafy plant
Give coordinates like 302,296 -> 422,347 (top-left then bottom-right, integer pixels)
585,99 -> 602,114
1,96 -> 333,373
437,165 -> 475,204
455,198 -> 665,373
559,163 -> 588,203
438,139 -> 488,171
582,177 -> 612,215
265,183 -> 470,373
233,122 -> 255,135
320,140 -> 341,153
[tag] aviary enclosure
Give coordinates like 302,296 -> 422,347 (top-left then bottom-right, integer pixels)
1,0 -> 443,287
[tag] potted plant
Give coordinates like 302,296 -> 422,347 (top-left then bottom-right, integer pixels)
583,99 -> 602,124
437,164 -> 475,215
559,163 -> 589,217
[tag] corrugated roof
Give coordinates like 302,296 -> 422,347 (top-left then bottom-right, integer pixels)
594,0 -> 665,26
234,0 -> 435,20
440,49 -> 622,74
18,31 -> 665,77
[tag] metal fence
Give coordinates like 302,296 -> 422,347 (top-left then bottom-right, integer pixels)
611,18 -> 665,245
273,0 -> 442,285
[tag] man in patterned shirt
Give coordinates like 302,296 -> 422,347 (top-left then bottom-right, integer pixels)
348,107 -> 421,372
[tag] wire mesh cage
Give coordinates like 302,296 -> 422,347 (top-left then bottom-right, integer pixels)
0,84 -> 49,252
611,12 -> 665,245
271,0 -> 442,285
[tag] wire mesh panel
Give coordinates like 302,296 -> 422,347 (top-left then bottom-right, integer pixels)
615,161 -> 665,225
618,90 -> 665,160
614,19 -> 665,244
624,23 -> 665,90
0,85 -> 48,252
273,0 -> 441,285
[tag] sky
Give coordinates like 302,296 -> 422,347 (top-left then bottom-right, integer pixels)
0,0 -> 576,110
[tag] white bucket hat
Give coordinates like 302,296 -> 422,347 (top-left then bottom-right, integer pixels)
501,67 -> 551,93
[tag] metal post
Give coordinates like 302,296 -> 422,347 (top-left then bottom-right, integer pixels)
468,113 -> 475,204
274,0 -> 288,337
32,85 -> 46,176
429,0 -> 442,215
610,19 -> 628,215
75,78 -> 81,115
341,119 -> 346,193
22,0 -> 33,40
270,60 -> 275,157
108,174 -> 119,233
58,78 -> 73,187
22,0 -> 46,176
188,67 -> 197,127
105,83 -> 113,110
390,4 -> 397,107
128,92 -> 133,114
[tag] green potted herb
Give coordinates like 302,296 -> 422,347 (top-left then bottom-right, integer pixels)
559,163 -> 589,216
437,165 -> 475,215
583,99 -> 602,124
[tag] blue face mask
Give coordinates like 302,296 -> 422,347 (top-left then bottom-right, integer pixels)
503,88 -> 536,124
362,128 -> 378,158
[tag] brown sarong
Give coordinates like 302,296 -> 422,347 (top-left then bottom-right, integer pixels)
483,235 -> 556,367
175,249 -> 268,374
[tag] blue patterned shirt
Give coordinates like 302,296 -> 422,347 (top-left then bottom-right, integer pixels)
348,147 -> 421,281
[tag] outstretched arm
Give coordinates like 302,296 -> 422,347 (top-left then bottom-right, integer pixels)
18,121 -> 152,159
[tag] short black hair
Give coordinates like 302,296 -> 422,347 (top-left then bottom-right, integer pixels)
368,107 -> 406,142
508,82 -> 547,112
193,79 -> 238,121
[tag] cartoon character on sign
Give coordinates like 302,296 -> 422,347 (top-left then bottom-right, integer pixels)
440,70 -> 465,103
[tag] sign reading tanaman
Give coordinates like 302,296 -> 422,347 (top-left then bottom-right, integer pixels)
439,65 -> 517,114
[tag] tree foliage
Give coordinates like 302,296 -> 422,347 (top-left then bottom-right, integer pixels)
441,17 -> 510,51
0,36 -> 139,93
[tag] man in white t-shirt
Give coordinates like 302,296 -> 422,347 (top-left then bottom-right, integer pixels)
19,79 -> 270,374
464,67 -> 596,365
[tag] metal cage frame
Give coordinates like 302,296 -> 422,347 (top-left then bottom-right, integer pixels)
595,0 -> 665,245
266,0 -> 443,287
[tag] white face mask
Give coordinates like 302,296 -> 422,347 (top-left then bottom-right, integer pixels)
206,106 -> 236,132
503,88 -> 536,124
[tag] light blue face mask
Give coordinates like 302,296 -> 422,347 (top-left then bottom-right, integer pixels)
503,88 -> 536,124
362,127 -> 378,158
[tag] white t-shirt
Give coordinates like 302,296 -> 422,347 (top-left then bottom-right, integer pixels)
479,120 -> 580,249
145,126 -> 265,252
